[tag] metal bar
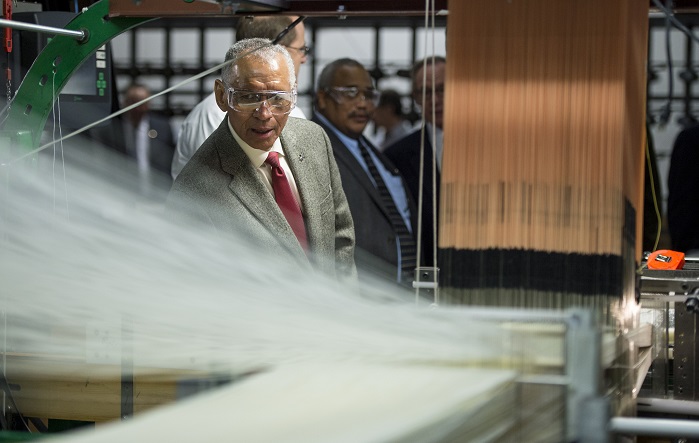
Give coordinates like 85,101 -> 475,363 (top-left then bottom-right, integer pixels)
129,27 -> 137,84
683,26 -> 694,118
0,17 -> 85,41
164,24 -> 172,112
637,397 -> 699,416
108,0 -> 446,17
564,309 -> 607,443
197,24 -> 206,102
610,417 -> 699,438
641,294 -> 694,302
121,315 -> 133,419
516,375 -> 569,386
640,271 -> 699,294
452,306 -> 580,324
674,301 -> 697,400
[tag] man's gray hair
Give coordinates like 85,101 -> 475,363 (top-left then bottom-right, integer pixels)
221,38 -> 296,89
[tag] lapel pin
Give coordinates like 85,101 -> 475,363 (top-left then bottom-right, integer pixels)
298,154 -> 305,162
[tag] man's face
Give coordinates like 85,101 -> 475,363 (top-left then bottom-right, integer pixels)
124,86 -> 150,123
371,105 -> 392,130
317,65 -> 376,140
215,53 -> 292,151
284,20 -> 307,78
412,61 -> 445,129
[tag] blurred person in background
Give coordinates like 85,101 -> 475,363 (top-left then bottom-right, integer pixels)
90,83 -> 176,200
371,89 -> 413,151
384,56 -> 445,267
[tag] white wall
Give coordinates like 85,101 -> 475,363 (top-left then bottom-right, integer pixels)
109,20 -> 446,131
109,17 -> 684,217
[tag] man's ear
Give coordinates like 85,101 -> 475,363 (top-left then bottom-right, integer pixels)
214,80 -> 229,112
412,91 -> 424,111
316,90 -> 328,111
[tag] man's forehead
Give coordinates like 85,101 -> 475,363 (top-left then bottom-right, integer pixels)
332,66 -> 373,87
414,62 -> 446,80
230,57 -> 289,84
234,53 -> 281,71
414,78 -> 444,88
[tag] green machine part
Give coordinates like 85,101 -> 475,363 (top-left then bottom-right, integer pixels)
1,0 -> 152,152
0,4 -> 152,433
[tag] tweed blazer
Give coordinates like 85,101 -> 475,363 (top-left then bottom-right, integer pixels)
167,117 -> 357,280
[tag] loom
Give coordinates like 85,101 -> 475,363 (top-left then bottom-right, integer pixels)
0,0 -> 698,441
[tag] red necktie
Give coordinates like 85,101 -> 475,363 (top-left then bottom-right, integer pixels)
265,151 -> 308,249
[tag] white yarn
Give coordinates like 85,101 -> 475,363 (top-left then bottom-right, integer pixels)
0,136 -> 569,442
46,364 -> 521,443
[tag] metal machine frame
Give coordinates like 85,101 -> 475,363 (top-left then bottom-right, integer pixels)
1,1 -> 699,441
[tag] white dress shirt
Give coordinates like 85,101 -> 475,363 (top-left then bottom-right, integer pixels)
226,119 -> 303,213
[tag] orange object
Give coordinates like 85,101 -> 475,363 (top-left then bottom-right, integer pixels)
647,250 -> 685,270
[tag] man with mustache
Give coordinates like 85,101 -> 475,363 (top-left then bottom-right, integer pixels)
168,39 -> 356,281
313,58 -> 417,286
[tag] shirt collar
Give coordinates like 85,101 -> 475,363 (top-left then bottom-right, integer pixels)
314,112 -> 359,150
227,118 -> 284,168
426,122 -> 443,169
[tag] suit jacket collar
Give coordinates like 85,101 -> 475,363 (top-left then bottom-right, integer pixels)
278,123 -> 327,251
312,116 -> 382,198
212,120 -> 307,260
314,116 -> 410,223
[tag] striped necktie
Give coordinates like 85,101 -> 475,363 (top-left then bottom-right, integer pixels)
357,139 -> 416,280
265,152 -> 308,250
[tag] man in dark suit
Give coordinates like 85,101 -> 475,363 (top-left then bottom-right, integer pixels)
384,56 -> 446,267
92,83 -> 176,178
668,124 -> 699,254
168,39 -> 356,281
313,58 -> 417,286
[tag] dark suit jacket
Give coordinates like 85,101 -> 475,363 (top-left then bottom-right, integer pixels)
90,113 -> 176,178
168,117 -> 356,281
312,116 -> 417,283
384,129 -> 440,267
668,124 -> 699,253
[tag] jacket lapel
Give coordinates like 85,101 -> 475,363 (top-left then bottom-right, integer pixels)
313,118 -> 390,218
213,122 -> 306,258
279,128 -> 318,244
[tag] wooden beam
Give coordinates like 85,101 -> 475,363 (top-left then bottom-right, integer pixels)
108,0 -> 448,17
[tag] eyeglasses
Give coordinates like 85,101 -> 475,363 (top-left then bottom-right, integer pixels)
325,87 -> 380,106
226,87 -> 297,115
413,85 -> 445,99
285,45 -> 311,56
